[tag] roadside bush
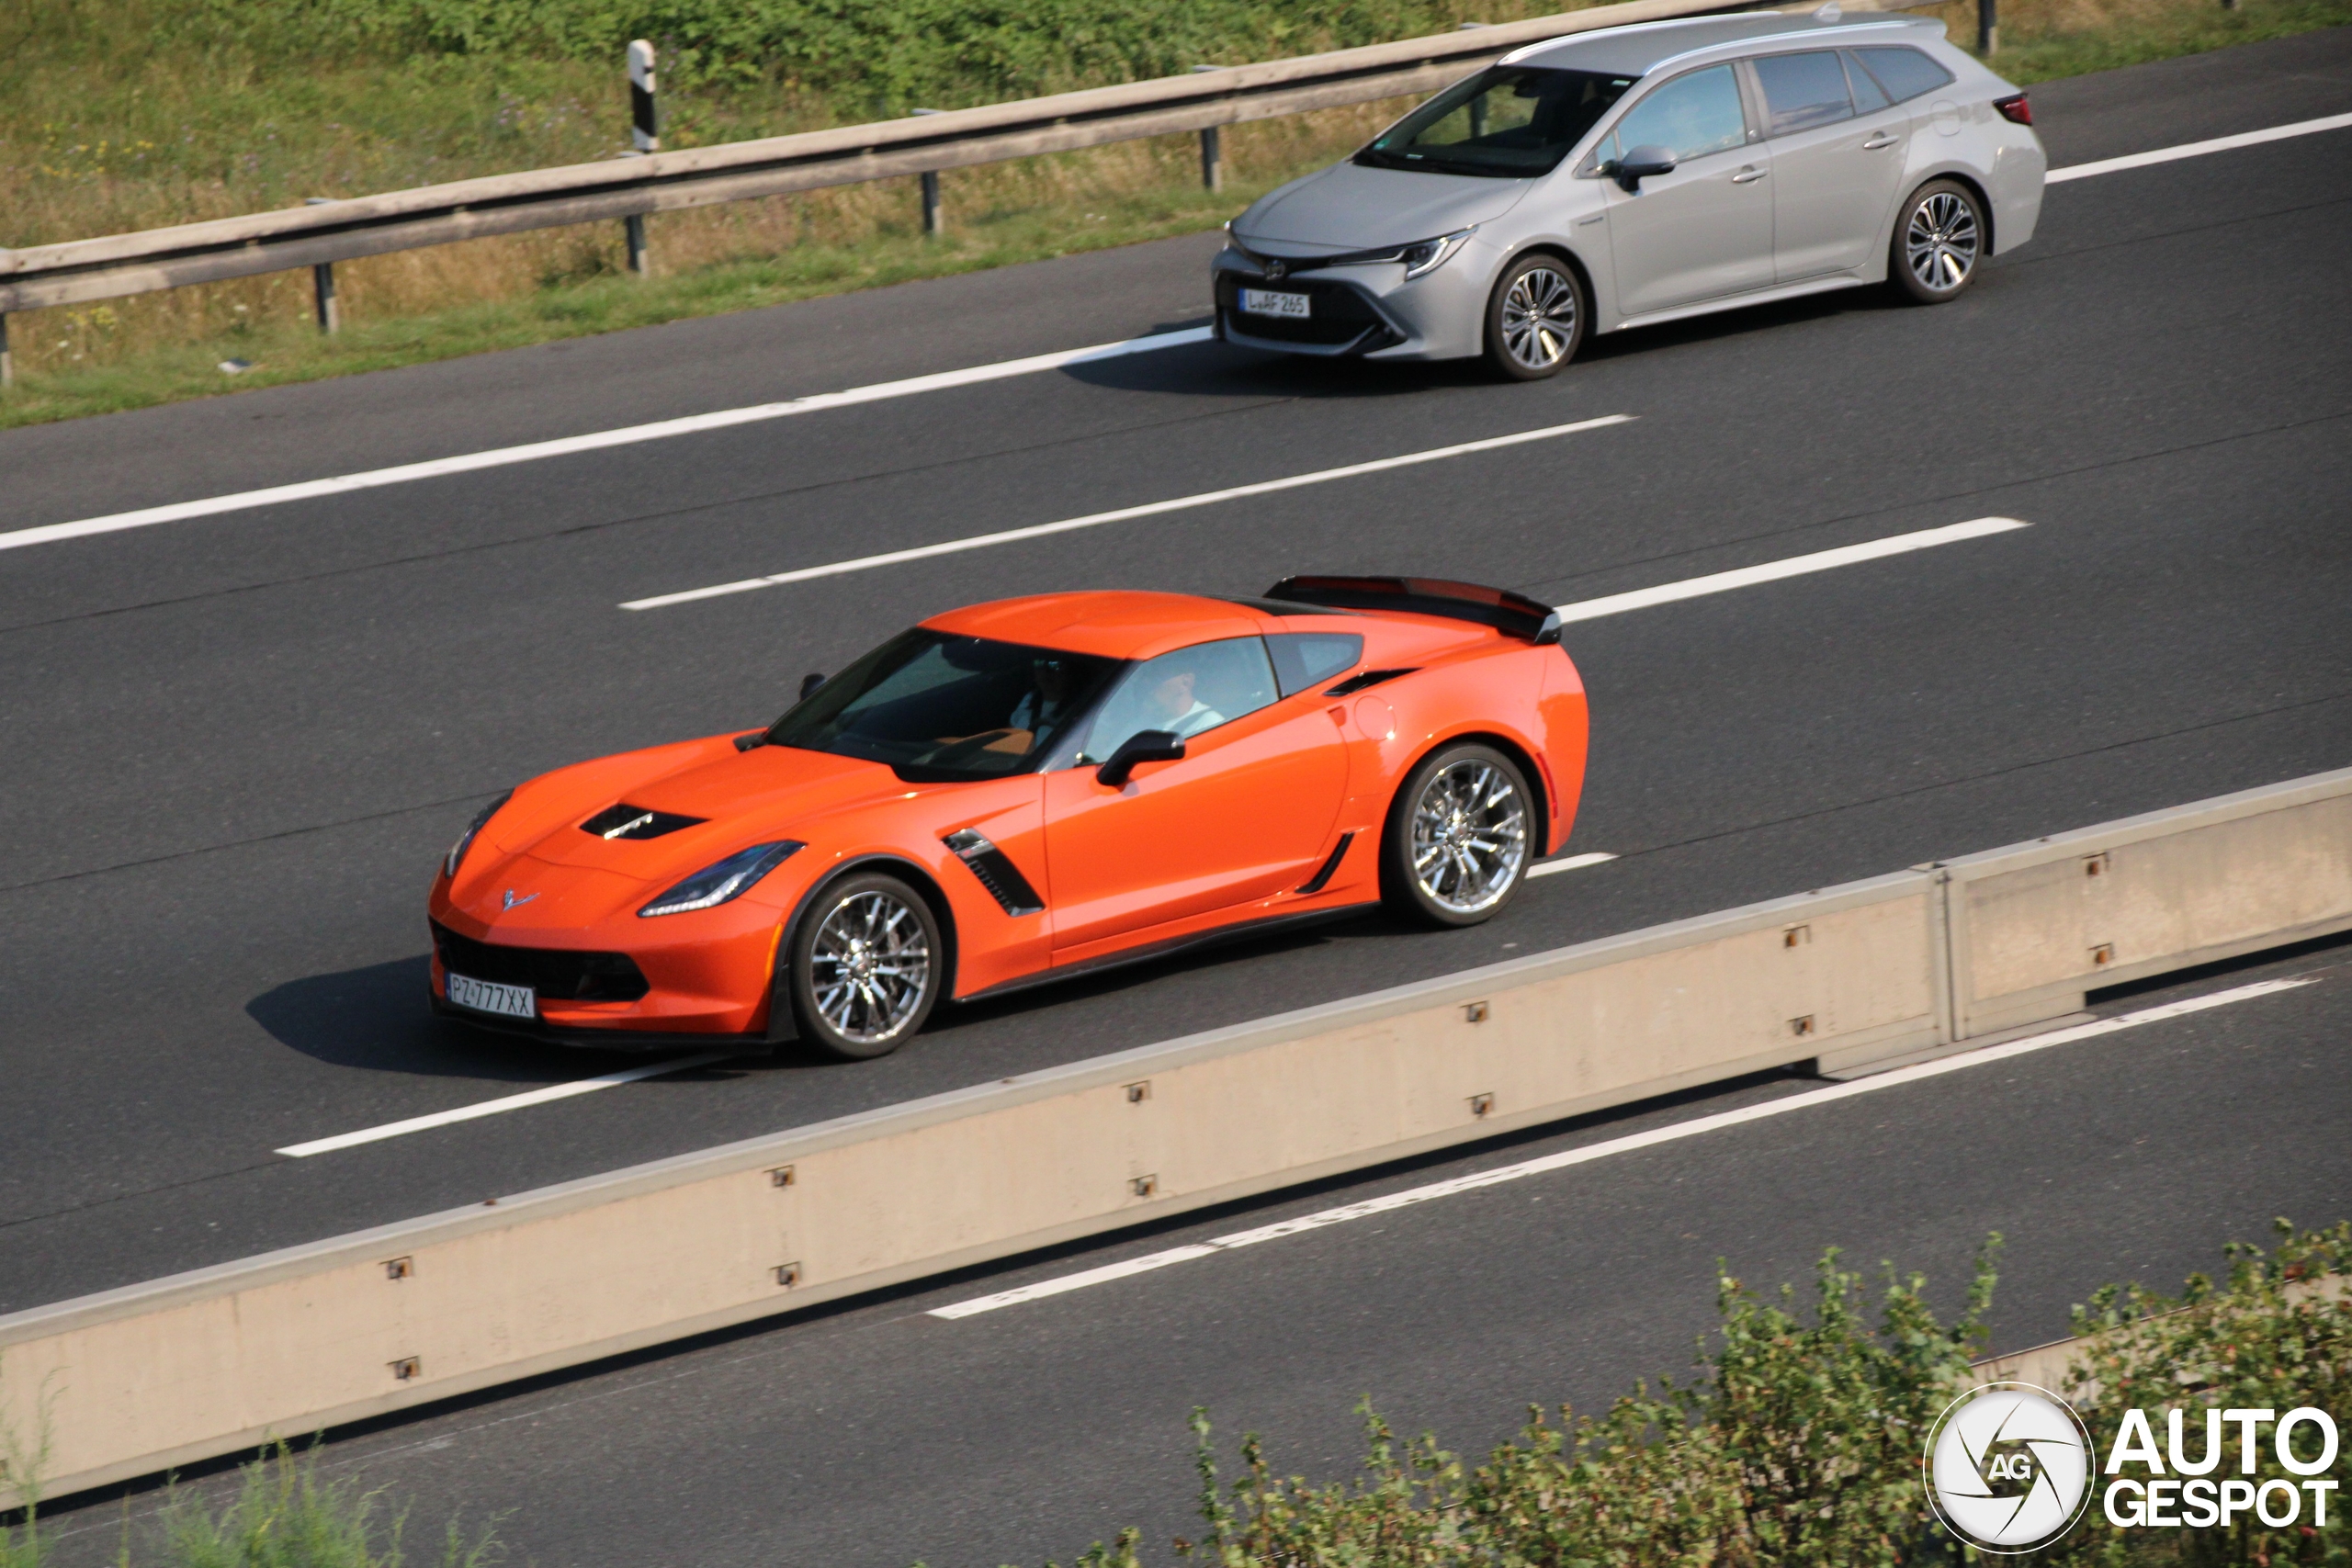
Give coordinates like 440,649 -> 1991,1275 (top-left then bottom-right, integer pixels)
1050,1224 -> 2351,1567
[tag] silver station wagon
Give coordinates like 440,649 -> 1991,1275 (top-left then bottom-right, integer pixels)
1213,11 -> 2047,378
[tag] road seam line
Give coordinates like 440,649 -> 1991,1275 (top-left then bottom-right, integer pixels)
928,976 -> 2315,1318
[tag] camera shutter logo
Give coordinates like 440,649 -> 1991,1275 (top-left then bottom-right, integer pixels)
1925,1382 -> 2095,1552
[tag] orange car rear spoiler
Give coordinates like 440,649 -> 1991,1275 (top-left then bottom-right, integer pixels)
1264,575 -> 1563,645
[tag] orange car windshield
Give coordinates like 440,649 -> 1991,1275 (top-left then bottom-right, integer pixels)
767,629 -> 1123,782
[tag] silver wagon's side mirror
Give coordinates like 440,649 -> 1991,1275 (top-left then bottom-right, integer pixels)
1615,144 -> 1678,192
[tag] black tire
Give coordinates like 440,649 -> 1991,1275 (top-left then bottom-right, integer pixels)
1483,253 -> 1588,381
786,871 -> 944,1060
1380,742 -> 1536,928
1888,179 -> 1985,304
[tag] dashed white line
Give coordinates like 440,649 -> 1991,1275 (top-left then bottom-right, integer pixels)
617,415 -> 1638,609
927,975 -> 2316,1317
275,1050 -> 734,1156
0,327 -> 1216,556
2045,110 -> 2352,184
1529,852 -> 1617,878
1550,517 -> 2030,624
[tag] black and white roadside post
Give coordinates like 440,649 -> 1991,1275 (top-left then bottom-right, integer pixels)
626,39 -> 658,275
1192,66 -> 1225,192
1978,0 -> 1998,56
304,197 -> 340,332
912,108 -> 946,236
0,310 -> 12,389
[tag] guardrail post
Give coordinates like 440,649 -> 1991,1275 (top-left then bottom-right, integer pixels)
303,198 -> 341,332
1191,67 -> 1227,192
626,40 -> 659,276
1978,0 -> 1998,55
914,108 -> 947,235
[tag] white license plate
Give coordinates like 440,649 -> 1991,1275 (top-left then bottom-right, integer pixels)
447,971 -> 537,1020
1241,288 -> 1311,319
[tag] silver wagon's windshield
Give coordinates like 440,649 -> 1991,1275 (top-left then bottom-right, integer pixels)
766,629 -> 1123,782
1358,67 -> 1634,178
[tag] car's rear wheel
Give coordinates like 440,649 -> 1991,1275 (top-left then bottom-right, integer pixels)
1484,254 -> 1587,381
788,872 -> 943,1060
1890,179 -> 1984,303
1382,743 -> 1534,927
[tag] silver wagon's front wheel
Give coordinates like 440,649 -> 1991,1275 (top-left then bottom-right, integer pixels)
1485,254 -> 1587,381
790,872 -> 943,1059
1384,743 -> 1533,926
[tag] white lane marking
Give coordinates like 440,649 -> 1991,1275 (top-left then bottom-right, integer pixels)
2046,110 -> 2352,184
7,111 -> 2346,564
1529,852 -> 1617,878
276,1050 -> 734,1156
929,975 -> 2314,1317
618,416 -> 1638,609
1551,517 -> 2028,624
0,327 -> 1216,556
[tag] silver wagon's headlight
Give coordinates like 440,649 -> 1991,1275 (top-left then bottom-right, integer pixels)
639,841 -> 805,918
1323,227 -> 1476,280
444,792 -> 512,879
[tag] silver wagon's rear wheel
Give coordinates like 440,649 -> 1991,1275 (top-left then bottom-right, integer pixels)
790,872 -> 942,1060
1383,743 -> 1533,926
1891,180 -> 1984,303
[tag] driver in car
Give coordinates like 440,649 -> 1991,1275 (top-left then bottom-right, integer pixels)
1138,661 -> 1225,739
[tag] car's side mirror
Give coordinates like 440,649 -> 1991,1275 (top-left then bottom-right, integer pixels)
1615,144 -> 1678,192
800,671 -> 827,700
1096,730 -> 1184,788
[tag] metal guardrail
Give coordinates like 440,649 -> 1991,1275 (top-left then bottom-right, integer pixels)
0,0 -> 1753,323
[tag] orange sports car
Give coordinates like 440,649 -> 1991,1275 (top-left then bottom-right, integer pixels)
428,577 -> 1589,1059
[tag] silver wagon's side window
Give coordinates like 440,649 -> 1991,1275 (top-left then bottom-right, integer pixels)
1850,45 -> 1957,105
1597,64 -> 1748,166
1753,51 -> 1856,136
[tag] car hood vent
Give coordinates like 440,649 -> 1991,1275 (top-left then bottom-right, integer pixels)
581,804 -> 708,840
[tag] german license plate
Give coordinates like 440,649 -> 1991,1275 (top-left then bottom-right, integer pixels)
1241,288 -> 1311,319
447,971 -> 536,1020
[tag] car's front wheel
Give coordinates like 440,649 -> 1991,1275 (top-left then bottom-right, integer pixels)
1382,743 -> 1534,927
1890,179 -> 1984,303
1484,254 -> 1587,381
787,871 -> 944,1060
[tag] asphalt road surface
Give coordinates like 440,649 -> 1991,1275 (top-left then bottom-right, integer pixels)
2,34 -> 2348,1540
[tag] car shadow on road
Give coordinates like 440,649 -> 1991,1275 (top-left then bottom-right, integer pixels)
245,954 -> 759,1087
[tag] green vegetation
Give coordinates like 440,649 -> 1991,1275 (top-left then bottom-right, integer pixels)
1050,1221 -> 2351,1566
2,0 -> 2347,429
0,1443 -> 502,1568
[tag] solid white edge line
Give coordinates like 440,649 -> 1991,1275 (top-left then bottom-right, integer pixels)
928,976 -> 2316,1317
1552,517 -> 2028,624
1528,852 -> 1617,878
0,327 -> 1216,555
618,415 -> 1638,609
2045,110 -> 2352,184
275,1049 -> 735,1156
11,109 -> 2349,561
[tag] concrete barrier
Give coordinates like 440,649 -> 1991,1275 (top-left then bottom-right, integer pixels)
1943,767 -> 2352,1038
3,765 -> 2345,1506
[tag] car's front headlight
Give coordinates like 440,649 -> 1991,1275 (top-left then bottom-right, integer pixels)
444,792 -> 512,879
639,841 -> 806,918
1324,227 -> 1477,280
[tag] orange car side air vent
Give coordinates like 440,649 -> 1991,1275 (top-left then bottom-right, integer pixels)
944,829 -> 1046,917
1323,668 -> 1417,696
581,804 -> 708,840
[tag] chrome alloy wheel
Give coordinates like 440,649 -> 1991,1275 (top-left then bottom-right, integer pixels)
1498,265 -> 1578,371
1905,191 -> 1979,294
808,888 -> 933,1045
1408,759 -> 1529,915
